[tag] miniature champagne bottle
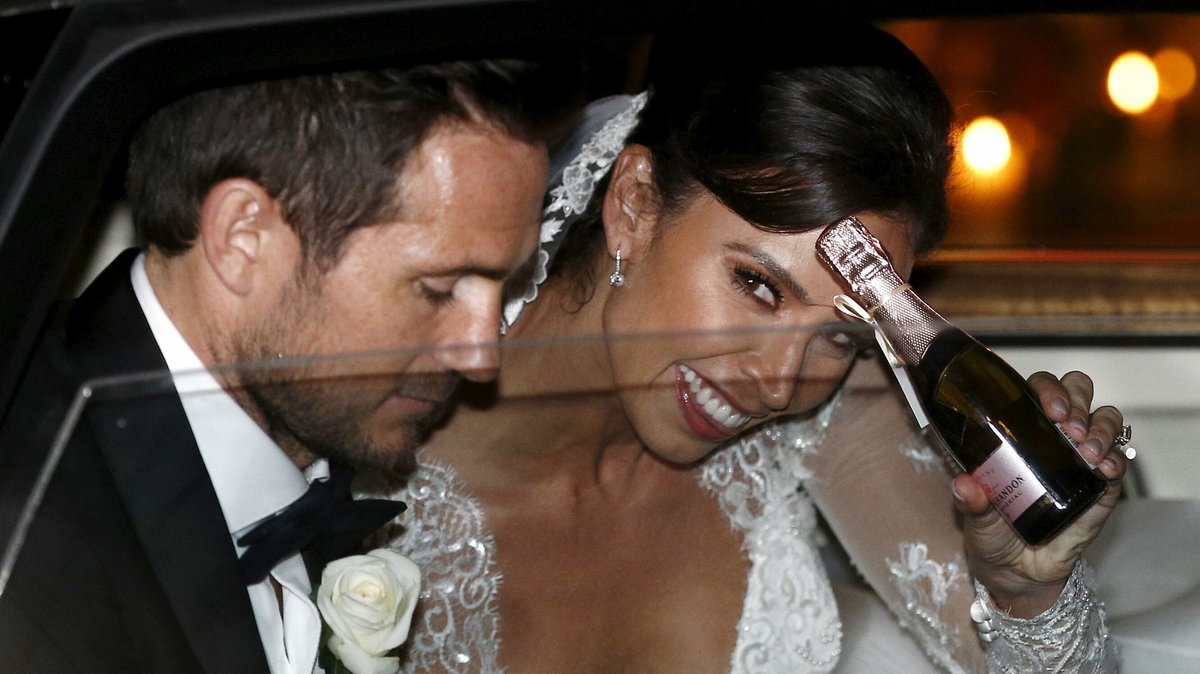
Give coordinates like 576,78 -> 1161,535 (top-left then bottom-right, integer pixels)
817,216 -> 1106,546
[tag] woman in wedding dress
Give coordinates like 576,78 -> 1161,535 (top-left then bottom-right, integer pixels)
376,24 -> 1127,673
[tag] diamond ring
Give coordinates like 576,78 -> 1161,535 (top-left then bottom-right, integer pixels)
1114,424 -> 1135,460
1114,424 -> 1132,447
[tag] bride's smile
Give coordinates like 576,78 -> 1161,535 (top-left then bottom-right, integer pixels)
676,362 -> 756,441
598,183 -> 913,464
372,25 -> 1127,674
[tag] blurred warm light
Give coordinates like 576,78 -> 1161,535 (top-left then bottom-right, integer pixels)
1108,51 -> 1159,114
1154,47 -> 1196,101
961,116 -> 1012,174
949,126 -> 1028,246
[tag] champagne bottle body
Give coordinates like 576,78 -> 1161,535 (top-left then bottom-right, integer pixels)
816,216 -> 1107,547
905,328 -> 1107,546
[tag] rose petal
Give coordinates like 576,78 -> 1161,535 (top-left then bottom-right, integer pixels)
317,550 -> 422,656
327,634 -> 400,674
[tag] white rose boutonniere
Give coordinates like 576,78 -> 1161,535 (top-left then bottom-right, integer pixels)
316,549 -> 421,674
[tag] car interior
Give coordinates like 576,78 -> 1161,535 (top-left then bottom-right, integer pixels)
1,1 -> 1197,670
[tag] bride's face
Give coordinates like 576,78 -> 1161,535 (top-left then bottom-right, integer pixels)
602,194 -> 914,465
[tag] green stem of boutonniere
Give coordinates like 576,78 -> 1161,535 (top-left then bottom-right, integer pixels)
317,622 -> 351,674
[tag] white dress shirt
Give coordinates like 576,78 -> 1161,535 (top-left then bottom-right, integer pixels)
131,254 -> 325,674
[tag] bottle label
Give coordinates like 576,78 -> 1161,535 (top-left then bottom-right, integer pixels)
971,440 -> 1048,522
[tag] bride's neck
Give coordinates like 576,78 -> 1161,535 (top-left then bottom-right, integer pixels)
424,274 -> 651,492
501,272 -> 614,397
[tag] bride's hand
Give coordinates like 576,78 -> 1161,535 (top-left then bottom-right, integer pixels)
952,370 -> 1128,618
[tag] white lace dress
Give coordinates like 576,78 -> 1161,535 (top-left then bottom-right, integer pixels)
375,90 -> 1115,673
373,387 -> 1116,674
376,406 -> 843,674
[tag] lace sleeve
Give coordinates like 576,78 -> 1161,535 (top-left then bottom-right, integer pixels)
974,560 -> 1118,673
805,357 -> 1116,673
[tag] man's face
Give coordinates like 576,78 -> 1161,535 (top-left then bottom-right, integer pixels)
234,123 -> 547,471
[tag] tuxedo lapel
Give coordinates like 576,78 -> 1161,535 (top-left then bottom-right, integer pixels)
66,251 -> 270,674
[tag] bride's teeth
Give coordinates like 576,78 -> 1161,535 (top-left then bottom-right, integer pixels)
680,363 -> 752,431
712,404 -> 732,424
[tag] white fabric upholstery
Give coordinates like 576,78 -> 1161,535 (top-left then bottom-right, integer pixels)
1087,498 -> 1200,670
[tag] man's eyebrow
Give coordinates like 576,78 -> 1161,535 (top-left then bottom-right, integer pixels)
725,242 -> 811,303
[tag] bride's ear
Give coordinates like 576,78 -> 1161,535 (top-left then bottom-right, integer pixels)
602,144 -> 658,261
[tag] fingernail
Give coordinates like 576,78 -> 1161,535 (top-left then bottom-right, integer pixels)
1103,457 -> 1117,471
1070,416 -> 1088,434
1083,438 -> 1103,458
1050,397 -> 1069,416
952,484 -> 965,502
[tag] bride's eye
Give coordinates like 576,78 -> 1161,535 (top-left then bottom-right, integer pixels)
733,266 -> 783,309
811,324 -> 864,360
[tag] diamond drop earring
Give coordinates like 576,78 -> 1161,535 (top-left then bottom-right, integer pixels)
609,248 -> 625,287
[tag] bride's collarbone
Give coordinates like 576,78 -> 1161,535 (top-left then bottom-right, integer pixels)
485,476 -> 748,673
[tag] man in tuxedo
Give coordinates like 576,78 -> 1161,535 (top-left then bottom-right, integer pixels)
0,61 -> 559,673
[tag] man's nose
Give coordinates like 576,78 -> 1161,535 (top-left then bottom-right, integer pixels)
432,292 -> 502,383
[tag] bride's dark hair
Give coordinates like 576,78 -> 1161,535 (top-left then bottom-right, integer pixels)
552,22 -> 955,294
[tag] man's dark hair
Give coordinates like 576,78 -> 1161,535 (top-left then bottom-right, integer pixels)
127,60 -> 567,271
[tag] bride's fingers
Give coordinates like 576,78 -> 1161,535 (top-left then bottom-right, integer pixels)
1027,371 -> 1094,432
1057,370 -> 1096,398
1027,371 -> 1073,424
1078,404 -> 1124,472
952,472 -> 991,515
1097,450 -> 1128,483
1054,371 -> 1096,443
1027,370 -> 1092,446
953,474 -> 1029,574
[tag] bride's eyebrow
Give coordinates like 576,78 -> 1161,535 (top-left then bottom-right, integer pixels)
724,242 -> 811,303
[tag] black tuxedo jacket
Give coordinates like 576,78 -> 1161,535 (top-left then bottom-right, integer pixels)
0,250 -> 272,673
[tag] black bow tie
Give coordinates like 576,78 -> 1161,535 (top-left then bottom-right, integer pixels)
237,463 -> 406,585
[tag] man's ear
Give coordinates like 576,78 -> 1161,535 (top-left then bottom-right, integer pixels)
197,178 -> 290,297
602,144 -> 658,262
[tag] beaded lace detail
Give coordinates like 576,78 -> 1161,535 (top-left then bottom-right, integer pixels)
878,435 -> 1116,673
370,457 -> 503,673
886,542 -> 969,673
699,405 -> 843,673
977,561 -> 1118,674
375,409 -> 1114,674
900,430 -> 951,473
376,407 -> 841,673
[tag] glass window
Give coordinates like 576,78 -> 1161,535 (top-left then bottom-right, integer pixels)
885,15 -> 1200,251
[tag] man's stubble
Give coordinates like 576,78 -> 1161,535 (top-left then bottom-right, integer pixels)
219,270 -> 457,474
